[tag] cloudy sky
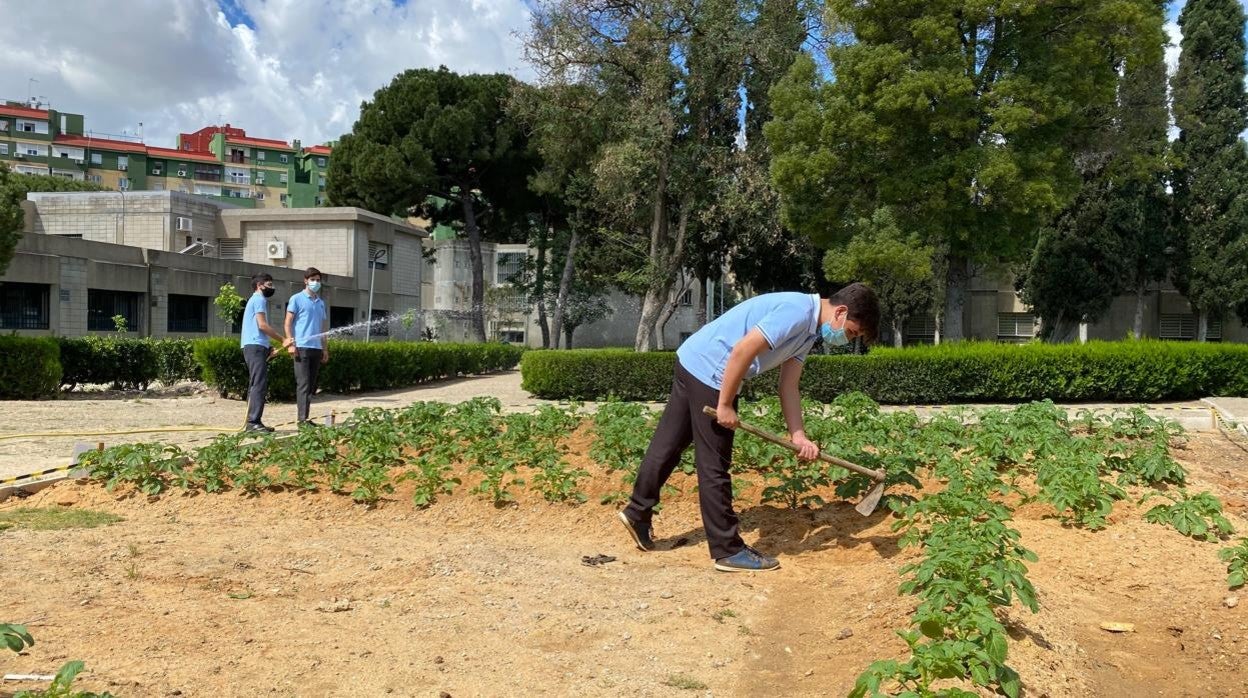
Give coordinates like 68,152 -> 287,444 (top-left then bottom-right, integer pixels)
0,0 -> 535,148
0,1 -> 1234,150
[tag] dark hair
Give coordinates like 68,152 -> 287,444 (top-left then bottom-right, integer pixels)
827,282 -> 881,344
304,267 -> 322,280
251,273 -> 273,290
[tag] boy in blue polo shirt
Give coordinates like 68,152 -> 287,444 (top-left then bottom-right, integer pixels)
617,283 -> 880,572
284,267 -> 330,424
241,272 -> 293,432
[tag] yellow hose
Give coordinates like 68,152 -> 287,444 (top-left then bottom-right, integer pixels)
0,426 -> 241,441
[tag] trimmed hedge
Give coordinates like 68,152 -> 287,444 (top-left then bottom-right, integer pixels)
520,341 -> 1248,404
0,336 -> 61,399
57,337 -> 200,391
194,338 -> 525,400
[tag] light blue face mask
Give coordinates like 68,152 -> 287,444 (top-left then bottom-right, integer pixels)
820,313 -> 850,347
307,280 -> 322,294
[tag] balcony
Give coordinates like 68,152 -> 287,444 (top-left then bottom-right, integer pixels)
226,154 -> 250,165
193,171 -> 223,183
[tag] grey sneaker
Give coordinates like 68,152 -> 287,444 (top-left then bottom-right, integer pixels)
714,545 -> 780,572
617,511 -> 655,552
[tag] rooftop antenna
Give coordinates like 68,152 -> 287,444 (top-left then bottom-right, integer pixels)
27,78 -> 38,105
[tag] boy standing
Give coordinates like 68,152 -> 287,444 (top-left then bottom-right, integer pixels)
285,267 -> 330,425
241,273 -> 292,432
617,283 -> 880,572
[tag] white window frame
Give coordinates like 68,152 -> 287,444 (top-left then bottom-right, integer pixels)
117,155 -> 129,171
90,152 -> 102,165
317,157 -> 326,167
256,151 -> 265,161
279,173 -> 288,184
118,177 -> 130,190
279,153 -> 289,163
0,143 -> 7,156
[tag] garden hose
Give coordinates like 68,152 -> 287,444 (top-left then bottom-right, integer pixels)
0,426 -> 241,442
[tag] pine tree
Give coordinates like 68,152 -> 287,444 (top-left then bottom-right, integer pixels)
1171,0 -> 1248,339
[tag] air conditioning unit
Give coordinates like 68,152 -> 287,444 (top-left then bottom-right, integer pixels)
175,217 -> 193,232
266,240 -> 287,259
118,164 -> 128,171
14,153 -> 25,160
73,158 -> 84,165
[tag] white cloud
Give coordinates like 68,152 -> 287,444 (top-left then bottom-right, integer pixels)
0,0 -> 532,148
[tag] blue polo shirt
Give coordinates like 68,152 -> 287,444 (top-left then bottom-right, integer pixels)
676,292 -> 819,391
287,291 -> 328,349
240,292 -> 269,348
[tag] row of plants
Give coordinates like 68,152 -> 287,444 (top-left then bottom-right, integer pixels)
520,340 -> 1248,403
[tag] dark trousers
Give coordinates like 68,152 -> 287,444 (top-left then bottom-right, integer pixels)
243,344 -> 269,427
625,361 -> 742,560
294,348 -> 323,423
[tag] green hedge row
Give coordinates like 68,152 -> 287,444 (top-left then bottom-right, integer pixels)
0,336 -> 62,399
194,338 -> 525,400
57,337 -> 200,391
520,341 -> 1248,403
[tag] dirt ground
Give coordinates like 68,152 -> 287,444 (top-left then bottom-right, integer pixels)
1,431 -> 1246,697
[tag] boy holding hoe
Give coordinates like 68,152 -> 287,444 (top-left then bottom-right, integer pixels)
617,283 -> 880,572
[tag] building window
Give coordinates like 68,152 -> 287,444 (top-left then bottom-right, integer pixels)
318,175 -> 326,188
257,151 -> 265,161
496,252 -> 525,285
0,143 -> 7,156
498,329 -> 524,344
255,191 -> 265,200
256,172 -> 265,184
330,306 -> 355,330
0,282 -> 50,330
117,155 -> 128,171
314,196 -> 323,206
279,154 -> 289,163
1159,314 -> 1222,341
90,152 -> 102,165
87,289 -> 142,332
317,157 -> 327,167
167,294 -> 209,333
367,242 -> 390,270
279,173 -> 288,184
678,288 -> 693,306
903,314 -> 937,346
24,145 -> 44,156
60,114 -> 67,132
279,193 -> 288,204
0,120 -> 7,131
151,181 -> 165,191
87,174 -> 102,184
194,166 -> 221,181
118,177 -> 130,190
997,313 -> 1036,341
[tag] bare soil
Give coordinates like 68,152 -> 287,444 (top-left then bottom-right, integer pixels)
1,434 -> 1246,697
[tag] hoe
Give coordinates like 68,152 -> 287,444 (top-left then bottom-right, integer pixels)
702,406 -> 886,516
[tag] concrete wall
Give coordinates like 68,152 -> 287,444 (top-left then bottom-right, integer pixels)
24,191 -> 234,253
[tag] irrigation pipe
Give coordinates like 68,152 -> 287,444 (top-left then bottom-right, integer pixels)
0,426 -> 241,441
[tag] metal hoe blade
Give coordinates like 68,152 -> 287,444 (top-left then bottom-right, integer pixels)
854,482 -> 885,517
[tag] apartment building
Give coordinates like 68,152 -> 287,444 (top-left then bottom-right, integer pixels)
3,192 -> 426,340
0,100 -> 332,209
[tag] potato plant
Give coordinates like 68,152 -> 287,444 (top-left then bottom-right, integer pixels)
1219,538 -> 1248,589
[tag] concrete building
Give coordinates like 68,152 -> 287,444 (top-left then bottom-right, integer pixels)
420,238 -> 700,348
0,100 -> 332,209
3,192 -> 427,341
893,266 -> 1248,345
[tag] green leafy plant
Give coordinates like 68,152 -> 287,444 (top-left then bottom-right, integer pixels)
2,623 -> 34,653
1142,490 -> 1236,542
80,443 -> 187,496
214,283 -> 246,327
14,660 -> 117,698
1219,538 -> 1248,589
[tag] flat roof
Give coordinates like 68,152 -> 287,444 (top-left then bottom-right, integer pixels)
220,207 -> 428,237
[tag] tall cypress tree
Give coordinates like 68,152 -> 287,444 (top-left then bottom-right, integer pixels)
1171,0 -> 1248,339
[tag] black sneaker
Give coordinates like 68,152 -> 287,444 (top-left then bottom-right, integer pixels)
714,545 -> 780,573
244,423 -> 274,433
617,511 -> 655,552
